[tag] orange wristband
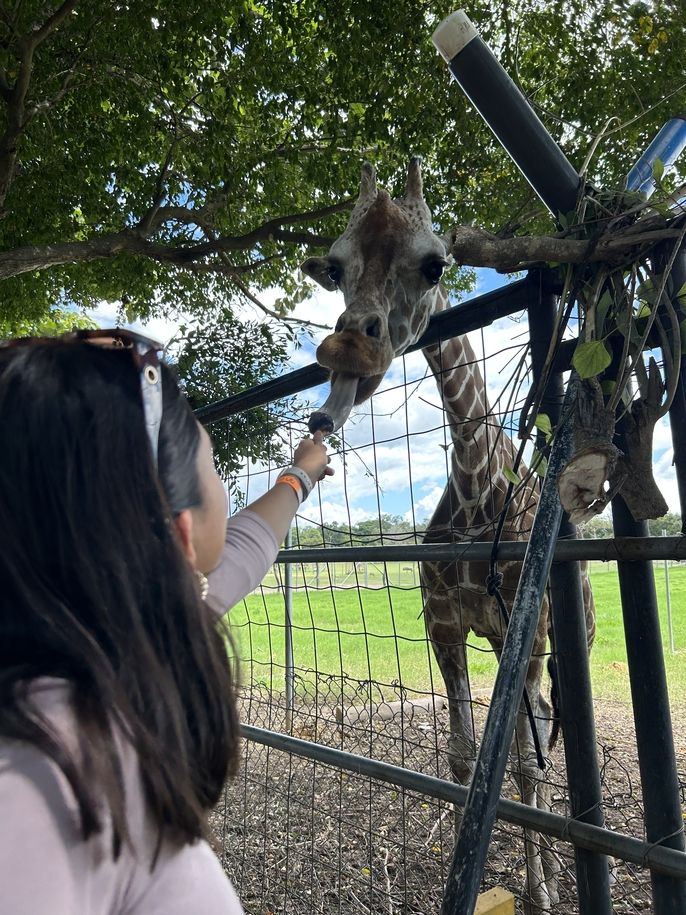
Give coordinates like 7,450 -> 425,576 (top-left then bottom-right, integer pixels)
276,474 -> 303,504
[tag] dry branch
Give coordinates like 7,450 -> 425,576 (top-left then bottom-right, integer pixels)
446,218 -> 684,273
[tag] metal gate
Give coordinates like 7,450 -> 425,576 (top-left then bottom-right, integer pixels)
197,10 -> 686,913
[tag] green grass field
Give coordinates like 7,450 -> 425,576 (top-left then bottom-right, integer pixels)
228,563 -> 685,704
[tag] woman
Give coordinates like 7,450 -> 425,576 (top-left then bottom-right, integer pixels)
0,329 -> 332,914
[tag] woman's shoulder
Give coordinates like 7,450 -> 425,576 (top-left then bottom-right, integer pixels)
0,678 -> 244,915
0,678 -> 129,911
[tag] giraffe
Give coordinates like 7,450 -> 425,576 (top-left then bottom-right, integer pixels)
302,159 -> 596,913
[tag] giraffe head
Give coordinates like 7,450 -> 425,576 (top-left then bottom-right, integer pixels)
302,158 -> 453,433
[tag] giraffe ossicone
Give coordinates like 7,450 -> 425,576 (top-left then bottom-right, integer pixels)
302,158 -> 452,432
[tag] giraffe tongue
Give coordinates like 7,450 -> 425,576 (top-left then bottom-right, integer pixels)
308,374 -> 359,435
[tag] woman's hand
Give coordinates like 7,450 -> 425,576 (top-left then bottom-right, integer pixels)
293,431 -> 334,488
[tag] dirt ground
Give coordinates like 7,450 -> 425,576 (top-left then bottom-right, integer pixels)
210,689 -> 686,915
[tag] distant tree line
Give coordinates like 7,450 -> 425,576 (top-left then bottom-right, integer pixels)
291,514 -> 427,548
291,511 -> 683,547
581,512 -> 682,538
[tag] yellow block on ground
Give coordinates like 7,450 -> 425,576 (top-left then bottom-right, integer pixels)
474,887 -> 515,915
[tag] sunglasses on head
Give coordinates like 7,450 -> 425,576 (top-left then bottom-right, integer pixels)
1,328 -> 165,465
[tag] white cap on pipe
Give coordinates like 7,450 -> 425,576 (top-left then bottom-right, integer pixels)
432,10 -> 478,63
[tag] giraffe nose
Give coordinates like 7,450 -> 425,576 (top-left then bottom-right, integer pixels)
364,317 -> 381,338
334,311 -> 385,339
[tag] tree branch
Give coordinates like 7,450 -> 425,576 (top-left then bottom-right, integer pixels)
0,217 -> 332,279
0,0 -> 80,207
30,0 -> 79,47
137,142 -> 178,235
0,232 -> 131,277
169,198 -> 351,260
232,276 -> 331,331
446,219 -> 685,272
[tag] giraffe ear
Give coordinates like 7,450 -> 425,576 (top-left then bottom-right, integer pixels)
405,156 -> 423,200
439,231 -> 455,258
301,256 -> 339,291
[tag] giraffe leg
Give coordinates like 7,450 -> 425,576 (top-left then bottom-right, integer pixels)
513,658 -> 559,915
422,588 -> 476,832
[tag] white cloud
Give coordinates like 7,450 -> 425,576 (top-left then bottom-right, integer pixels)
407,486 -> 446,523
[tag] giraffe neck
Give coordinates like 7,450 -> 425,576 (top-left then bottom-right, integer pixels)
421,289 -> 520,532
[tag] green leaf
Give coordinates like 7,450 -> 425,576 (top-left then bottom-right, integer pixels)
503,466 -> 520,485
124,303 -> 139,324
532,448 -> 548,477
534,413 -> 553,440
636,279 -> 656,305
595,290 -> 614,334
600,380 -> 616,396
635,302 -> 652,319
652,158 -> 665,182
681,319 -> 686,350
572,340 -> 612,379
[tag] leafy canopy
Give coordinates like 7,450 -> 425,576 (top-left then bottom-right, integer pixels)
1,0 -> 685,331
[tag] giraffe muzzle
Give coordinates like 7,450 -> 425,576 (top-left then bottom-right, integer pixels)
309,328 -> 393,432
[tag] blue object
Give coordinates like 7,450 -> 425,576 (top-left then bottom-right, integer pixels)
625,114 -> 686,195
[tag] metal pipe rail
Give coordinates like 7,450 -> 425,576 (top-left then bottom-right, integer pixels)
432,10 -> 580,217
276,535 -> 686,565
195,273 -> 550,425
241,724 -> 686,882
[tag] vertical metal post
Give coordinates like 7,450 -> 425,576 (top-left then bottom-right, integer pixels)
611,495 -> 686,914
284,530 -> 295,732
666,248 -> 686,533
528,274 -> 612,914
441,380 -> 577,915
662,529 -> 675,654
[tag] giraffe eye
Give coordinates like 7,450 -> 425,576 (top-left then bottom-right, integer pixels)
423,260 -> 447,286
327,263 -> 342,285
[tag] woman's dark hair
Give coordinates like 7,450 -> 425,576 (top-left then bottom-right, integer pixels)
0,338 -> 238,856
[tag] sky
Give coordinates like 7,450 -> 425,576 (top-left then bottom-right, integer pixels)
88,267 -> 682,529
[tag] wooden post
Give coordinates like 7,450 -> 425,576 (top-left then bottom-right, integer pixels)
474,888 -> 515,915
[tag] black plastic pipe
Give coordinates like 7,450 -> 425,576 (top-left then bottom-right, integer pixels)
432,10 -> 581,218
528,276 -> 612,915
441,378 -> 577,915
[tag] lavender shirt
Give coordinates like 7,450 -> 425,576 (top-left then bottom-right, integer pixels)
0,510 -> 279,915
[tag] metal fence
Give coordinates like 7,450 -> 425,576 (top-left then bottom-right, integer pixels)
199,273 -> 686,914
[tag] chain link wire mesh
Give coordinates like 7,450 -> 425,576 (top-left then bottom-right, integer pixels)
206,321 -> 685,914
